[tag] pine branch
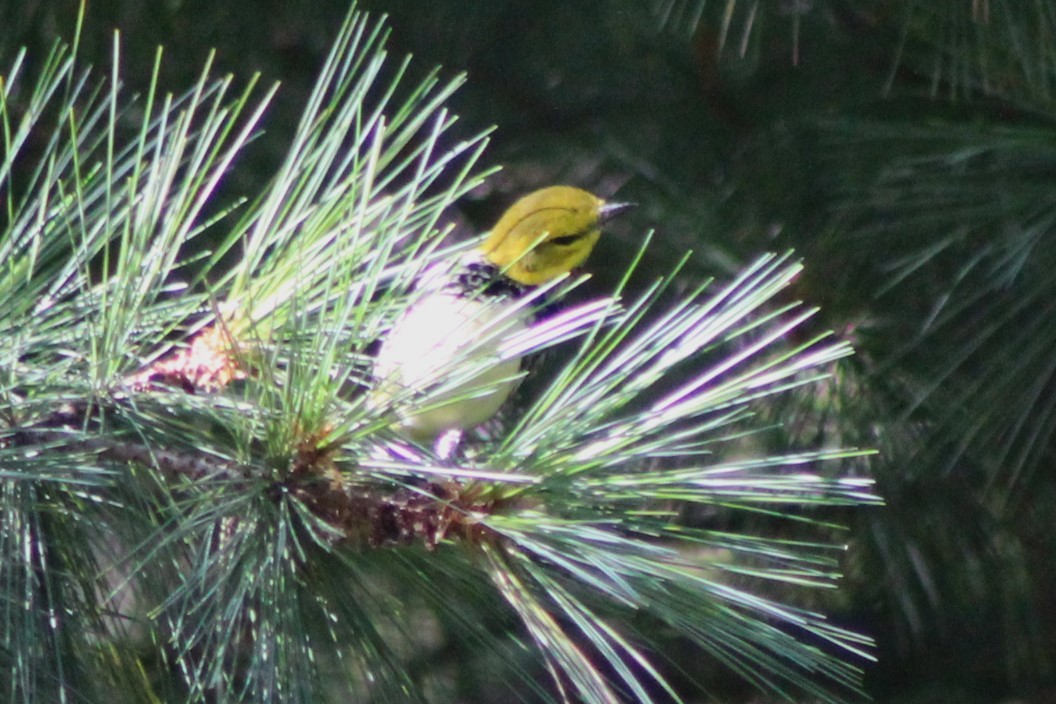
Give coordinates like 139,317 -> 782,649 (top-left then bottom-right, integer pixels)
2,5 -> 878,703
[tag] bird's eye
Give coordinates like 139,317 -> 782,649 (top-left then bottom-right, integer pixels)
548,233 -> 583,246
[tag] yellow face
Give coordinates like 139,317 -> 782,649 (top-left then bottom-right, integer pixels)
480,186 -> 616,286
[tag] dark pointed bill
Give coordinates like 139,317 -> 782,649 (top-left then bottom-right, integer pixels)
598,200 -> 636,222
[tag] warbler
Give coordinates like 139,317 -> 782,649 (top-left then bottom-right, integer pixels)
370,185 -> 633,451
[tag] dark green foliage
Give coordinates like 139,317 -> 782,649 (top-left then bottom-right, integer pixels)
4,1 -> 1055,702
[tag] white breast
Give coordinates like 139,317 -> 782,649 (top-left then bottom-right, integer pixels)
371,285 -> 528,441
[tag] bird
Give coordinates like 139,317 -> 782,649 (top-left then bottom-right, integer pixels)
370,185 -> 633,455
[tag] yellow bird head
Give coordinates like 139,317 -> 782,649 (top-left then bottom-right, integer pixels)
479,185 -> 634,286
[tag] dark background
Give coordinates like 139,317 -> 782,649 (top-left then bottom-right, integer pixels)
4,1 -> 1056,701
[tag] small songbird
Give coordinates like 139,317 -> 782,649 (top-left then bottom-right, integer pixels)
370,185 -> 633,452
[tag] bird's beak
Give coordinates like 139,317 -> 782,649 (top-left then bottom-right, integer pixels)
598,200 -> 636,222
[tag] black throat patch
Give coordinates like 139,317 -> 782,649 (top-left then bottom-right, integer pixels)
451,260 -> 530,300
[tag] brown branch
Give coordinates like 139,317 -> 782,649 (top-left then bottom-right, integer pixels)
11,400 -> 502,552
97,439 -> 253,483
11,401 -> 254,484
3,317 -> 513,552
290,473 -> 496,550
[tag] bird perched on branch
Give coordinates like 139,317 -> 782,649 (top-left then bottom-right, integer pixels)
370,185 -> 633,455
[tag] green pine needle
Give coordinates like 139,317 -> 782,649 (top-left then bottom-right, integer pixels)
2,4 -> 877,703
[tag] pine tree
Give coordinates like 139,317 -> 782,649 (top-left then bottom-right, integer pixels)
0,4 -> 879,703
